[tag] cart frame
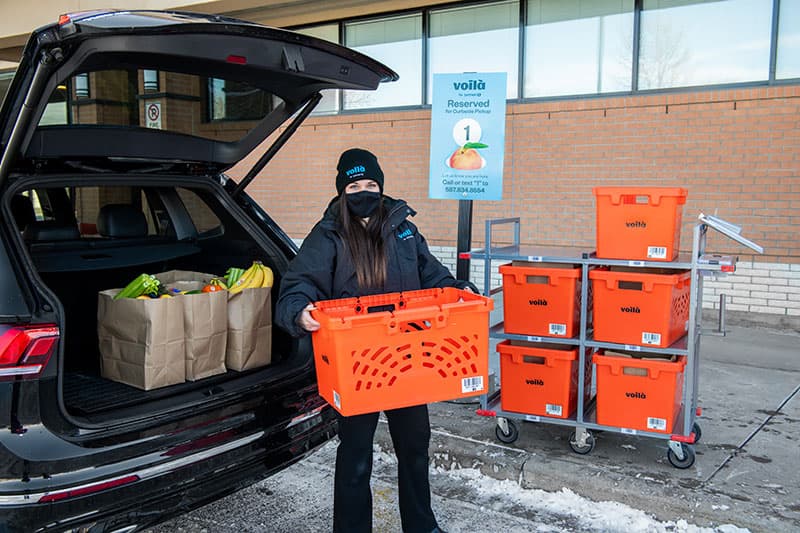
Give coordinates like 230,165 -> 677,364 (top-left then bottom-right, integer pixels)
469,215 -> 760,468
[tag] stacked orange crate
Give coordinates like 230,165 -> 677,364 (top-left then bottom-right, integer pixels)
498,262 -> 587,417
591,187 -> 689,433
497,340 -> 591,419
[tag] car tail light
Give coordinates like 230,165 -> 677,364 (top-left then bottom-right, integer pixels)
0,325 -> 59,379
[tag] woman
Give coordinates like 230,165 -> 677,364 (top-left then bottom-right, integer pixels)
276,147 -> 476,533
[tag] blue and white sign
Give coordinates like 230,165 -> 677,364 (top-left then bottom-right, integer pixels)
429,72 -> 507,200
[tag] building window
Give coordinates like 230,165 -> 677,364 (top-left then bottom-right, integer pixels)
74,73 -> 90,98
638,0 -> 772,90
207,78 -> 274,121
295,24 -> 341,113
428,0 -> 520,102
143,70 -> 159,92
344,14 -> 423,109
524,0 -> 634,97
41,83 -> 68,125
776,0 -> 800,79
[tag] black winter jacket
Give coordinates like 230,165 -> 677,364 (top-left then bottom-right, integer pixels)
275,195 -> 477,337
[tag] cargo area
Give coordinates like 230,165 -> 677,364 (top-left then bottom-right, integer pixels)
10,181 -> 298,421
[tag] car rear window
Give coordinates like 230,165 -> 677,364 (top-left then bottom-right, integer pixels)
39,68 -> 284,142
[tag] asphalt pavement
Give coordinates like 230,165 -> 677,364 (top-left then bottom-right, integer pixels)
373,323 -> 800,532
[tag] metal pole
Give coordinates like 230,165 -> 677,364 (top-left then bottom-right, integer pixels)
456,199 -> 473,281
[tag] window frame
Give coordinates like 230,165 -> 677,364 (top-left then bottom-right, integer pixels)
289,0 -> 799,115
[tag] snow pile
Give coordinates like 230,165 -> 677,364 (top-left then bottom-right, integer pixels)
442,468 -> 749,533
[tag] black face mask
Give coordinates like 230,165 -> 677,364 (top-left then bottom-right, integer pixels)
346,191 -> 381,218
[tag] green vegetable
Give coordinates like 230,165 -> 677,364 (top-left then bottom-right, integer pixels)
114,273 -> 161,300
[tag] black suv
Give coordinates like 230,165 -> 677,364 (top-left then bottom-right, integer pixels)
0,10 -> 395,531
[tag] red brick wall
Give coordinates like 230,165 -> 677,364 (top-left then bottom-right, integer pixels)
233,85 -> 800,265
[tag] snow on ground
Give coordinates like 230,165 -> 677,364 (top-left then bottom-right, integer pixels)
435,466 -> 749,533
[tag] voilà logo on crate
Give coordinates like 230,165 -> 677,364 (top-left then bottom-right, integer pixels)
528,298 -> 547,306
625,391 -> 647,399
620,305 -> 641,313
525,378 -> 544,386
626,220 -> 646,228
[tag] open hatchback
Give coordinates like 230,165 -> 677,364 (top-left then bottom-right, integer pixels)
0,10 -> 396,532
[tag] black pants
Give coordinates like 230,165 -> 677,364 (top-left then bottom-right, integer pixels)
333,404 -> 438,533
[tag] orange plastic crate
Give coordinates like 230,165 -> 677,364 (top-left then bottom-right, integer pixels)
593,187 -> 688,261
590,268 -> 690,348
499,263 -> 582,338
594,351 -> 685,433
310,288 -> 493,416
498,340 -> 591,419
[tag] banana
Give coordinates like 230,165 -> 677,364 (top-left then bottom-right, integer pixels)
259,264 -> 274,288
228,265 -> 257,295
247,264 -> 265,289
210,277 -> 228,290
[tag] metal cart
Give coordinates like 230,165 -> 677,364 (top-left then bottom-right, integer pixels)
468,214 -> 762,468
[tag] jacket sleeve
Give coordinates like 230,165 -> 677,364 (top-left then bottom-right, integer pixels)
275,225 -> 336,337
415,226 -> 479,293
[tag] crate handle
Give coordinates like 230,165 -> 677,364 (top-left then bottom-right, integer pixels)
363,302 -> 400,314
618,280 -> 643,291
386,310 -> 449,334
512,354 -> 545,365
622,366 -> 648,377
523,274 -> 549,285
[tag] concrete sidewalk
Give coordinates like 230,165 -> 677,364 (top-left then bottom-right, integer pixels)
375,325 -> 800,532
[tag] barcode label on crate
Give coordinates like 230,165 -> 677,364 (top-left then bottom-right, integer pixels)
333,390 -> 341,409
647,246 -> 668,259
545,404 -> 563,417
549,323 -> 567,336
461,376 -> 484,394
620,428 -> 638,435
647,417 -> 667,431
642,332 -> 662,345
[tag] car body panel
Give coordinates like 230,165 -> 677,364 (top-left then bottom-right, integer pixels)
0,9 -> 396,530
0,9 -> 397,183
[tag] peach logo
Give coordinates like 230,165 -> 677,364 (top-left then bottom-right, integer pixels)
447,142 -> 488,170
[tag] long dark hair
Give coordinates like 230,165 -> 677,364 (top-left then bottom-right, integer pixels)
337,193 -> 387,290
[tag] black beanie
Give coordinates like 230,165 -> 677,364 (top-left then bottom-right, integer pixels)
336,148 -> 384,195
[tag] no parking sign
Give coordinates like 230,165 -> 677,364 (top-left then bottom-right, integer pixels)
146,101 -> 162,129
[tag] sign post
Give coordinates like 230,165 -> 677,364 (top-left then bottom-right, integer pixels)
428,73 -> 507,281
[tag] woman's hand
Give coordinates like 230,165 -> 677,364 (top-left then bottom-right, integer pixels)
297,303 -> 320,332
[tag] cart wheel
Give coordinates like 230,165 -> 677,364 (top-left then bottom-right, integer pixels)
692,422 -> 702,444
495,419 -> 519,444
667,443 -> 696,469
568,431 -> 595,455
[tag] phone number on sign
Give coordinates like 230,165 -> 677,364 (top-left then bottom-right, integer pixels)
444,186 -> 486,193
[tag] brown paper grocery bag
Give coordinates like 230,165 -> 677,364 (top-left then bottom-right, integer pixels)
226,287 -> 272,371
156,270 -> 215,287
170,280 -> 228,381
97,289 -> 185,390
